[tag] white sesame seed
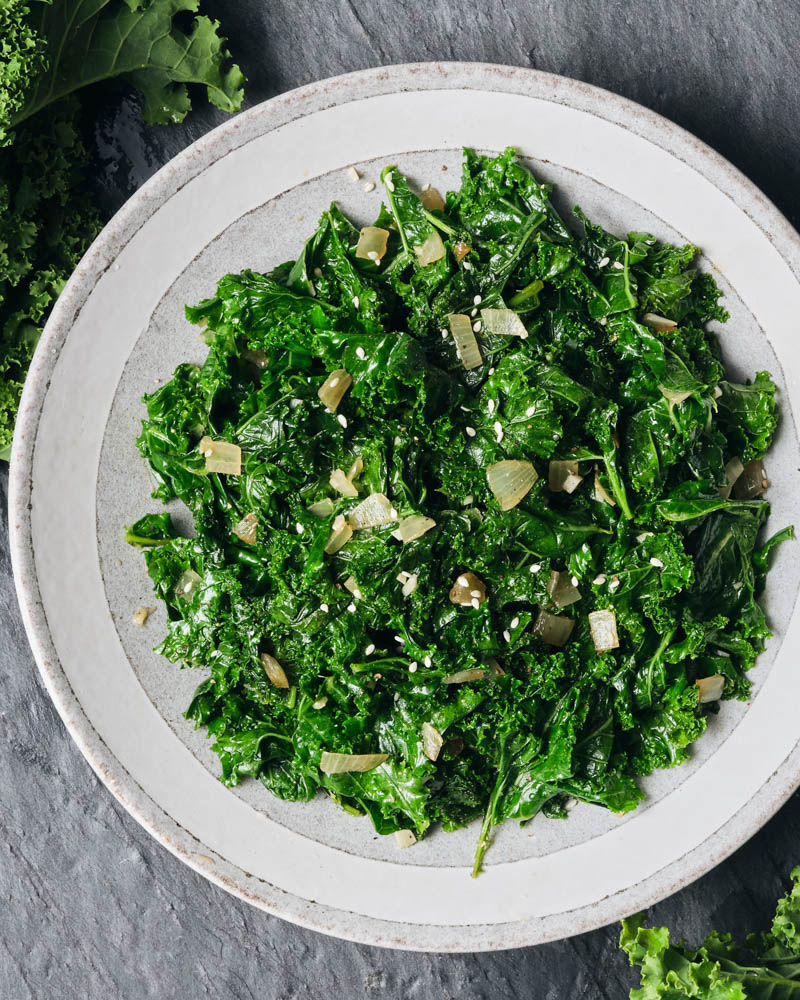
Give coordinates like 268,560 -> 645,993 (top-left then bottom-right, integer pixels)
613,260 -> 624,270
488,367 -> 495,375
367,250 -> 379,261
347,602 -> 357,612
385,171 -> 395,192
503,630 -> 511,642
593,574 -> 607,585
571,576 -> 579,587
424,655 -> 432,667
470,589 -> 482,598
365,643 -> 376,655
494,421 -> 504,443
649,557 -> 664,568
599,316 -> 608,326
363,181 -> 376,193
296,522 -> 304,534
394,635 -> 404,644
471,598 -> 481,609
352,296 -> 360,309
441,328 -> 449,339
488,399 -> 495,415
320,603 -> 329,613
463,261 -> 473,271
356,346 -> 366,360
510,616 -> 520,630
609,577 -> 620,592
525,406 -> 536,417
347,166 -> 360,182
473,320 -> 482,333
473,294 -> 482,305
636,532 -> 654,543
598,256 -> 610,267
313,697 -> 328,709
329,377 -> 339,388
337,413 -> 348,428
390,508 -> 398,519
409,662 -> 418,673
394,691 -> 400,701
465,426 -> 477,438
463,495 -> 474,506
471,308 -> 478,317
530,563 -> 541,573
203,448 -> 213,457
183,581 -> 193,593
457,575 -> 469,587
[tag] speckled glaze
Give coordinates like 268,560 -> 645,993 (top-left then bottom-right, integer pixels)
9,63 -> 800,951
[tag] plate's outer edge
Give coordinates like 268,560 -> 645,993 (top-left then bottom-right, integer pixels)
9,62 -> 800,952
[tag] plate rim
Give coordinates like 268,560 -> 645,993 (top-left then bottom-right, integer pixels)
9,61 -> 800,952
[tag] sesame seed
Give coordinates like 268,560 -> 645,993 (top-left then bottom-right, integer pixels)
365,643 -> 376,655
390,508 -> 398,519
182,581 -> 193,593
313,267 -> 323,277
571,576 -> 579,587
510,616 -> 520,630
525,406 -> 536,417
593,574 -> 607,585
313,697 -> 328,709
503,630 -> 511,642
409,662 -> 418,673
363,181 -> 376,193
394,691 -> 400,701
347,603 -> 357,612
465,426 -> 477,438
337,413 -> 348,428
347,166 -> 360,182
488,367 -> 495,375
470,589 -> 482,598
356,346 -> 366,360
494,421 -> 504,442
599,316 -> 608,326
352,296 -> 360,309
424,655 -> 432,667
471,598 -> 481,609
613,260 -> 624,270
473,320 -> 482,333
441,328 -> 449,339
329,377 -> 339,388
385,171 -> 395,192
463,261 -> 473,271
203,448 -> 213,457
649,557 -> 664,568
609,577 -> 620,592
471,308 -> 478,317
463,495 -> 473,506
296,522 -> 304,534
394,635 -> 404,644
473,294 -> 482,305
488,399 -> 495,415
598,256 -> 610,267
320,603 -> 329,613
367,250 -> 379,261
530,563 -> 541,573
457,575 -> 469,587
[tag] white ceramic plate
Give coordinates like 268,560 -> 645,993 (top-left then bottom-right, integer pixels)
10,63 -> 800,952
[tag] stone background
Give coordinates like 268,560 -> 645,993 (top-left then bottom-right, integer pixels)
3,2 -> 800,996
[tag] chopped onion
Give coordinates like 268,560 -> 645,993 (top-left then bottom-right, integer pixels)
547,570 -> 582,608
233,511 -> 258,545
394,829 -> 417,849
414,230 -> 446,266
330,468 -> 359,497
486,657 -> 505,677
355,226 -> 389,262
242,348 -> 269,369
732,459 -> 767,499
419,185 -> 446,211
549,460 -> 583,494
659,385 -> 692,409
696,674 -> 725,703
641,313 -> 678,332
486,460 -> 538,511
453,241 -> 471,263
343,575 -> 363,599
718,457 -> 745,499
308,498 -> 335,518
588,609 -> 620,652
401,573 -> 419,597
392,515 -> 436,542
480,308 -> 528,339
347,455 -> 364,481
325,514 -> 353,554
131,606 -> 155,626
348,492 -> 396,529
532,608 -> 575,646
593,469 -> 616,506
449,571 -> 486,606
318,368 -> 352,411
260,652 -> 289,689
175,568 -> 202,599
319,751 -> 388,774
442,668 -> 486,684
447,312 -> 483,370
421,721 -> 444,761
199,436 -> 242,475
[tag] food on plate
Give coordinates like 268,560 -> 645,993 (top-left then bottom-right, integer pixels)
127,147 -> 790,874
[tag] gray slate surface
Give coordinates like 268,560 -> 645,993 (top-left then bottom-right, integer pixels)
4,2 -> 800,997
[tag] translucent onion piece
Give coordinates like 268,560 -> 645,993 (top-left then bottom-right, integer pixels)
131,606 -> 155,627
641,313 -> 678,332
414,230 -> 446,266
233,512 -> 258,545
480,308 -> 528,339
696,674 -> 725,703
593,470 -> 616,507
546,570 -> 582,608
343,575 -> 363,599
732,459 -> 767,499
318,369 -> 352,411
319,751 -> 388,774
260,652 -> 289,689
421,721 -> 444,761
348,492 -> 396,530
442,669 -> 486,684
175,568 -> 202,599
486,657 -> 505,677
355,226 -> 389,261
308,498 -> 335,518
449,572 -> 486,606
325,514 -> 353,554
447,312 -> 483,370
453,241 -> 471,263
420,185 -> 446,211
391,515 -> 436,542
199,436 -> 242,475
659,385 -> 692,409
347,455 -> 364,481
401,573 -> 419,597
242,348 -> 269,369
588,609 -> 620,653
549,460 -> 583,494
394,829 -> 417,849
330,468 -> 359,497
718,457 -> 745,499
532,609 -> 575,646
486,460 -> 538,511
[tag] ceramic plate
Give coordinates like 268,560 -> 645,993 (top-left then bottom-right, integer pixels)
10,63 -> 800,952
